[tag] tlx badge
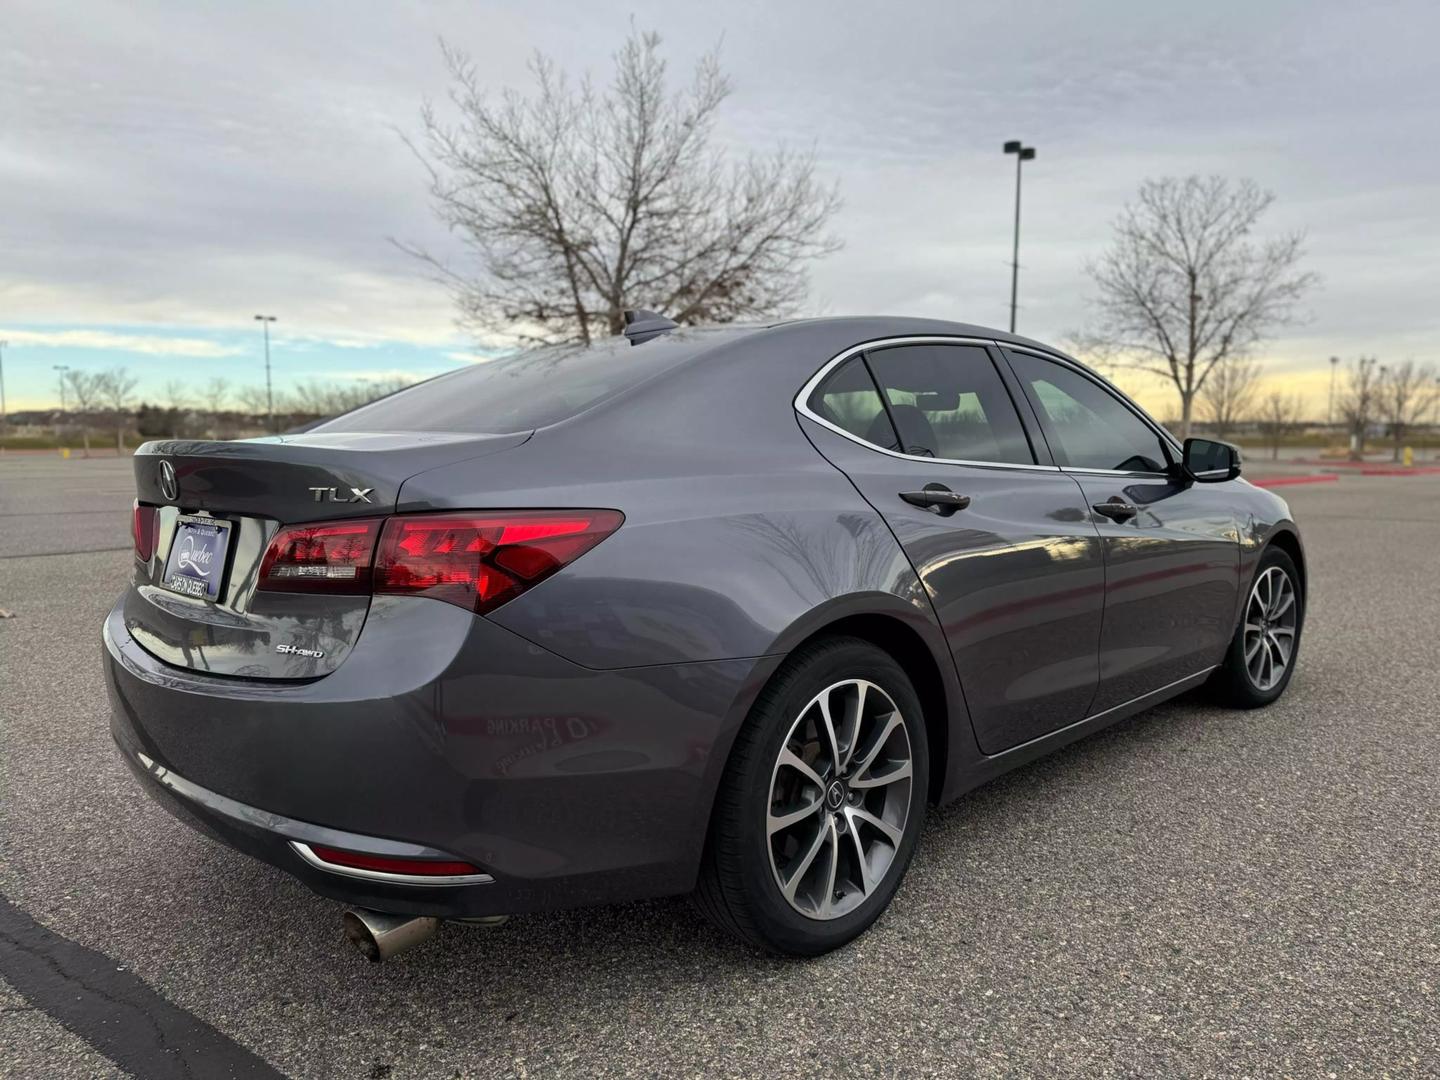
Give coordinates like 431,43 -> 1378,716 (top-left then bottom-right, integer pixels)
308,486 -> 374,503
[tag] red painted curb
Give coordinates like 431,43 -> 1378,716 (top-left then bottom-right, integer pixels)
1250,474 -> 1340,488
1358,465 -> 1440,477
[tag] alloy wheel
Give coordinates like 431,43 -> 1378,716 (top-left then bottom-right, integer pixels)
1243,565 -> 1298,692
766,679 -> 913,920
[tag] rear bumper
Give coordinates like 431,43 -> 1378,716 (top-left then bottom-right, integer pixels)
103,594 -> 777,918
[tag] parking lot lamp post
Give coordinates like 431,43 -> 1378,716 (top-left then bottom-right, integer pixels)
1003,141 -> 1036,334
1328,355 -> 1339,427
254,315 -> 277,433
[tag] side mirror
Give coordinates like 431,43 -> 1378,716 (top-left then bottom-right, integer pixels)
1182,437 -> 1242,483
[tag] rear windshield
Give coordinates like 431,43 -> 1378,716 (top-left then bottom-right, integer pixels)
315,333 -> 715,434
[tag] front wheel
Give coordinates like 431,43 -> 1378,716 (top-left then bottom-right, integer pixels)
694,637 -> 929,955
1210,546 -> 1304,708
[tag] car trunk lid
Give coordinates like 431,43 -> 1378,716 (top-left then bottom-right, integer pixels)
125,430 -> 529,679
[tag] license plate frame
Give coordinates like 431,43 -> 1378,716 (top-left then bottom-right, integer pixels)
160,514 -> 234,602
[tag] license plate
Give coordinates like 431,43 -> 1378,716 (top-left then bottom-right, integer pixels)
160,515 -> 233,601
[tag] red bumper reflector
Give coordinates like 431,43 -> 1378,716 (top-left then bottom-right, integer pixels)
132,502 -> 158,562
307,845 -> 483,877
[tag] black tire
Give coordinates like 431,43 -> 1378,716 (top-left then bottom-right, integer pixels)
694,636 -> 929,955
1209,546 -> 1304,708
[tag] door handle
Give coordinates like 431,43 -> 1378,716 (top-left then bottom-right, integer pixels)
899,485 -> 971,516
1092,500 -> 1139,523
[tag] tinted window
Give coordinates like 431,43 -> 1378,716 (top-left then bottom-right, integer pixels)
864,345 -> 1033,464
808,357 -> 899,450
316,334 -> 713,434
1005,350 -> 1170,473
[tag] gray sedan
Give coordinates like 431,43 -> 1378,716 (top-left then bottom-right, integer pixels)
104,314 -> 1305,959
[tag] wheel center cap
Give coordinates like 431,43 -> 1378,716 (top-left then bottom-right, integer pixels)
825,780 -> 846,811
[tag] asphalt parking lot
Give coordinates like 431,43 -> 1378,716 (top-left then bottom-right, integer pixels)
2,456 -> 1437,1078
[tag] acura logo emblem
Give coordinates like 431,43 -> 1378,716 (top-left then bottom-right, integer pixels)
158,460 -> 178,502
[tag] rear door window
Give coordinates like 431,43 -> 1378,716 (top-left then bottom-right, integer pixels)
807,356 -> 899,450
864,344 -> 1034,464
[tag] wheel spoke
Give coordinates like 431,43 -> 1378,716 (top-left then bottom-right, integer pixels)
838,682 -> 866,773
781,819 -> 828,904
768,796 -> 823,835
847,820 -> 874,896
850,711 -> 902,782
847,805 -> 904,847
1243,626 -> 1264,663
851,758 -> 913,790
1267,631 -> 1292,666
816,816 -> 840,917
777,747 -> 825,791
816,692 -> 842,776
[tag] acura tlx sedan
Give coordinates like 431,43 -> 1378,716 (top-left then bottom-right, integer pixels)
104,314 -> 1306,959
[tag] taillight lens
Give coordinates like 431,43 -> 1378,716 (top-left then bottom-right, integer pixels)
132,502 -> 158,562
257,519 -> 381,594
374,510 -> 623,615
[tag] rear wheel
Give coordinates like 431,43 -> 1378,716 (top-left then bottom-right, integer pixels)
1210,546 -> 1304,707
695,637 -> 929,955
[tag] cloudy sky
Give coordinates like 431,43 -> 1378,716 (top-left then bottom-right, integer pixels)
3,0 -> 1437,417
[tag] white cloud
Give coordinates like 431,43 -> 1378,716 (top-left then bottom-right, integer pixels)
0,328 -> 245,358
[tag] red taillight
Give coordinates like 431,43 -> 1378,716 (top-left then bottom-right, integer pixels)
257,519 -> 382,594
307,844 -> 483,877
254,510 -> 622,611
374,510 -> 623,615
132,502 -> 158,562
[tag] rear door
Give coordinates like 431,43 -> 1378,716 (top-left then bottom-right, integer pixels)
1000,348 -> 1241,712
798,338 -> 1106,754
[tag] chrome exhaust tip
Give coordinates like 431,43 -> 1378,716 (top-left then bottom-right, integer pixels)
341,908 -> 440,963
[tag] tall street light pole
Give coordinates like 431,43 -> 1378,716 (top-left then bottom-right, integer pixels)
1328,355 -> 1340,427
52,364 -> 71,450
254,315 -> 277,434
1003,140 -> 1036,335
54,365 -> 71,415
0,340 -> 8,438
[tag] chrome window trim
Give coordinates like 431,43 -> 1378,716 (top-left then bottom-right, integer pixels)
290,841 -> 495,888
793,335 -> 1061,473
999,343 -> 1185,479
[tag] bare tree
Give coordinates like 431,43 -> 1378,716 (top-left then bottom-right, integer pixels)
163,379 -> 189,438
1255,391 -> 1304,460
287,378 -> 413,419
61,370 -> 104,457
236,385 -> 273,419
202,377 -> 231,438
406,29 -> 841,344
97,368 -> 140,454
1338,358 -> 1382,460
1198,356 -> 1262,440
1080,176 -> 1317,438
1376,360 -> 1438,462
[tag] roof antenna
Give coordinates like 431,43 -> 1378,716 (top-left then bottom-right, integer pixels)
622,308 -> 679,345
